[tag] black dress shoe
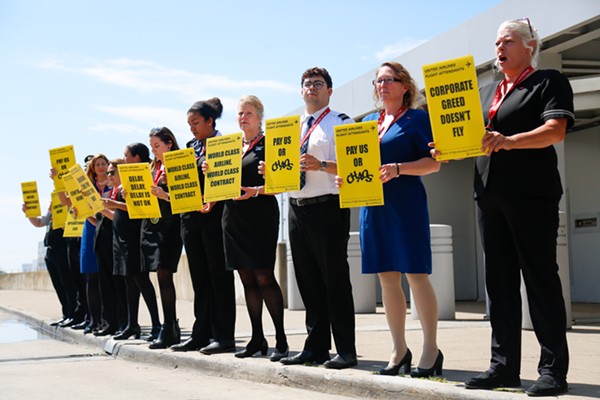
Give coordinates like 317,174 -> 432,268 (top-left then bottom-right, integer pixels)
270,346 -> 289,362
83,324 -> 100,335
149,320 -> 181,349
280,350 -> 330,365
170,337 -> 207,352
58,318 -> 75,328
50,318 -> 66,327
235,339 -> 268,358
410,350 -> 444,378
323,353 -> 358,369
71,320 -> 88,330
465,370 -> 521,390
113,325 -> 141,340
199,340 -> 236,355
94,325 -> 118,337
379,348 -> 412,375
526,375 -> 568,397
145,325 -> 161,342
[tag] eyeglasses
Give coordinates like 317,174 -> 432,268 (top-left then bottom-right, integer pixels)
302,80 -> 326,89
372,77 -> 402,86
514,17 -> 534,39
107,171 -> 116,176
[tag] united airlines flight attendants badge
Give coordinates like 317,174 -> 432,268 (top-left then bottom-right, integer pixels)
264,115 -> 301,193
334,120 -> 384,208
117,163 -> 161,220
163,147 -> 203,214
422,55 -> 486,161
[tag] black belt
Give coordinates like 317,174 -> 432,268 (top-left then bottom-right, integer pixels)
290,194 -> 337,207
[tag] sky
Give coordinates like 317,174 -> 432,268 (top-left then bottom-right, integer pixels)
0,0 -> 503,272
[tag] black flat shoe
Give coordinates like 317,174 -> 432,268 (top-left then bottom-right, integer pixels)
379,348 -> 412,375
270,346 -> 289,362
58,318 -> 75,328
280,350 -> 330,365
324,353 -> 358,369
113,325 -> 141,340
170,337 -> 207,352
465,369 -> 521,390
526,375 -> 568,397
200,340 -> 236,355
235,339 -> 268,358
410,350 -> 444,378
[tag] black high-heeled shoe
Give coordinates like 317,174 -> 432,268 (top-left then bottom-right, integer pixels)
410,350 -> 444,378
149,320 -> 181,349
379,348 -> 412,375
113,325 -> 141,340
146,325 -> 161,342
235,339 -> 268,358
94,325 -> 118,337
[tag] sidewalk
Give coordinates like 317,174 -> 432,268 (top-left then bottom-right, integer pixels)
1,289 -> 599,399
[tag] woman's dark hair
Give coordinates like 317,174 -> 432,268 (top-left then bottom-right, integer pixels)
149,127 -> 180,170
126,142 -> 151,163
188,97 -> 223,129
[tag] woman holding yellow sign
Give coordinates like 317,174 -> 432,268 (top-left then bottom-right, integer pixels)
143,127 -> 184,349
208,95 -> 287,361
348,62 -> 442,378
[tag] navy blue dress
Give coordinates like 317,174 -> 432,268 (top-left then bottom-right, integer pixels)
359,109 -> 432,274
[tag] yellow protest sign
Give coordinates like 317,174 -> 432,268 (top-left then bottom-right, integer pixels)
21,181 -> 41,218
163,147 -> 203,214
422,55 -> 486,161
118,163 -> 161,219
335,121 -> 384,208
51,191 -> 68,230
63,208 -> 84,237
49,145 -> 76,192
68,164 -> 104,214
204,133 -> 242,203
264,116 -> 301,193
62,171 -> 95,219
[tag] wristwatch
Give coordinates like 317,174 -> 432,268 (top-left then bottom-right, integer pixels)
320,160 -> 328,171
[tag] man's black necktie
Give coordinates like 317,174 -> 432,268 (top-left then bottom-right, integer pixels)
299,116 -> 314,189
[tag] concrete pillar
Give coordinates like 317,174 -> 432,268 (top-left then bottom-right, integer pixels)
412,224 -> 456,320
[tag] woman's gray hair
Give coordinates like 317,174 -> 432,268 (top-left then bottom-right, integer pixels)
497,19 -> 542,68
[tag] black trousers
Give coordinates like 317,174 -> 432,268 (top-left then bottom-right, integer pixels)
289,197 -> 356,356
478,192 -> 569,379
66,238 -> 86,320
181,211 -> 235,344
45,244 -> 76,319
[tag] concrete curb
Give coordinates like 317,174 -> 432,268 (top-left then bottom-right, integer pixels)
1,305 -> 527,400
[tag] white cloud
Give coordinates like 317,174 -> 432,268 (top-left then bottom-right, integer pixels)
375,38 -> 427,61
37,58 -> 298,100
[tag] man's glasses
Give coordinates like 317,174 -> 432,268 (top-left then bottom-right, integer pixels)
372,77 -> 402,86
302,80 -> 326,90
514,17 -> 534,39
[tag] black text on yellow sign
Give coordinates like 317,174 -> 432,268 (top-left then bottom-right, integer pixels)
21,181 -> 41,218
163,147 -> 203,214
204,133 -> 242,203
264,116 -> 300,193
422,55 -> 486,161
49,145 -> 76,192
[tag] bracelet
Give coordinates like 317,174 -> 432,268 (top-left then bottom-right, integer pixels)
395,163 -> 401,178
253,187 -> 260,197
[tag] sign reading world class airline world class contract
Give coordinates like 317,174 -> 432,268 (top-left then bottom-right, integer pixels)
163,147 -> 203,214
203,133 -> 242,203
422,55 -> 486,161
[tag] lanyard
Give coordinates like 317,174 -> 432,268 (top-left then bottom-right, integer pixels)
377,107 -> 406,143
487,66 -> 535,128
109,186 -> 120,200
300,107 -> 330,149
153,163 -> 165,186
